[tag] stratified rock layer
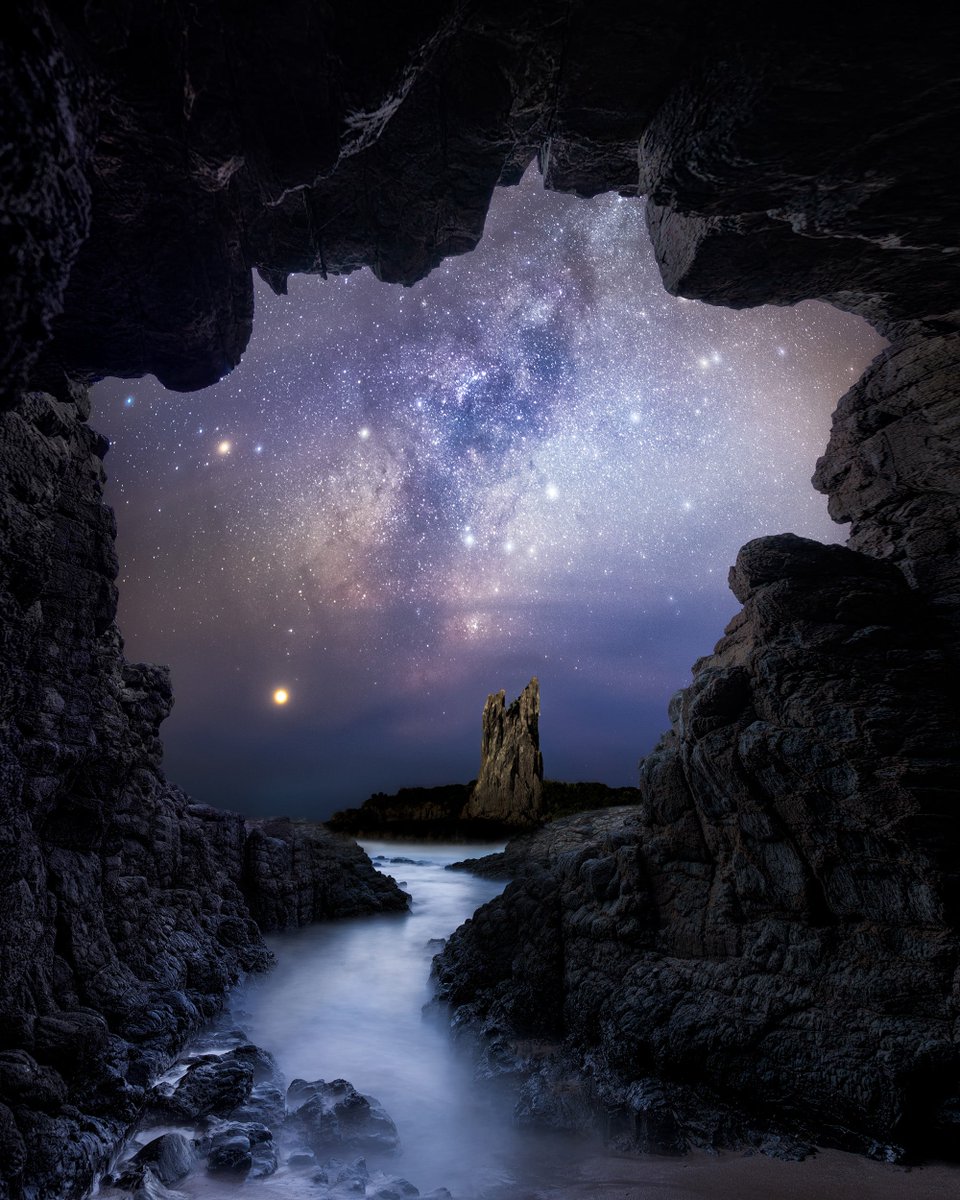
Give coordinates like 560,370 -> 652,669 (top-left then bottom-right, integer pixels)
436,534 -> 960,1155
0,386 -> 406,1199
463,678 -> 544,826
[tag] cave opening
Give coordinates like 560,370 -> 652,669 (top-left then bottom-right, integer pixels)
90,169 -> 885,818
4,7 -> 960,1193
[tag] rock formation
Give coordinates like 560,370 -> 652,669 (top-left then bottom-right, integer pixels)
436,532 -> 960,1156
2,0 -> 960,1188
0,380 -> 407,1198
243,818 -> 408,928
330,680 -> 563,835
462,679 -> 544,826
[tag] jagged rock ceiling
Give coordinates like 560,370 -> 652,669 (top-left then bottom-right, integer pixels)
4,4 -> 959,401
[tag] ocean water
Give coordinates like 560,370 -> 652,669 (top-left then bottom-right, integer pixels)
170,841 -> 957,1200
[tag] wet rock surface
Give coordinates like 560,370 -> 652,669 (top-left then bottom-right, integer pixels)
436,534 -> 960,1158
100,1025 -> 448,1200
286,1077 -> 401,1155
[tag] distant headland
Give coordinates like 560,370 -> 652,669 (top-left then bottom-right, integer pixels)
326,678 -> 638,840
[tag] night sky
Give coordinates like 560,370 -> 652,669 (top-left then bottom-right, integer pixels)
92,171 -> 885,819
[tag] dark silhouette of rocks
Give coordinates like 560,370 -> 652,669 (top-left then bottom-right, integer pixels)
243,818 -> 409,927
463,678 -> 544,826
435,533 -> 960,1157
0,380 -> 407,1197
329,775 -> 638,840
2,2 -> 959,1191
327,784 -> 478,839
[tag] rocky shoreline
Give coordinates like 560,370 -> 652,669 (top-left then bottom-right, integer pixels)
435,534 -> 960,1162
98,1020 -> 452,1200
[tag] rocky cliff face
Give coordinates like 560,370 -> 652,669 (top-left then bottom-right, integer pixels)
0,384 -> 406,1198
436,533 -> 960,1156
813,332 -> 960,642
2,0 -> 960,1186
243,818 -> 409,928
463,679 -> 544,826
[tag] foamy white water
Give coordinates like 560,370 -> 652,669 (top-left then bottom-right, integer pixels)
167,840 -> 958,1200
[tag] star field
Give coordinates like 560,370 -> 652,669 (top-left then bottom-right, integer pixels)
93,171 -> 885,816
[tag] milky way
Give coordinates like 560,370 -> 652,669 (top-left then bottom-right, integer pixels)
92,171 -> 885,817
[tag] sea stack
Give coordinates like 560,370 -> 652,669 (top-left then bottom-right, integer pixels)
463,678 -> 544,826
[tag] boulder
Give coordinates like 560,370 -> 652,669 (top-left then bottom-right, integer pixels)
286,1079 -> 400,1154
152,1054 -> 254,1121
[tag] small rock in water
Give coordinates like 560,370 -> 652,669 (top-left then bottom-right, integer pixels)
367,1174 -> 420,1199
132,1133 -> 195,1185
207,1133 -> 252,1173
152,1052 -> 254,1120
230,1080 -> 286,1126
309,1157 -> 430,1200
205,1121 -> 276,1176
286,1078 -> 400,1153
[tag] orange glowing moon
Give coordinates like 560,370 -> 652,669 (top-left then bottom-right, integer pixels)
273,688 -> 289,705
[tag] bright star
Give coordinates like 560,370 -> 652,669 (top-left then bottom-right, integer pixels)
272,688 -> 289,705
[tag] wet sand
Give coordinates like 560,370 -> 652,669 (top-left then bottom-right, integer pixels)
496,1146 -> 960,1200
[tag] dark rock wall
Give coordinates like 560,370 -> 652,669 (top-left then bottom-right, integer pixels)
0,385 -> 406,1196
813,332 -> 960,636
0,6 -> 95,402
243,818 -> 409,928
437,534 -> 960,1153
638,16 -> 960,334
4,4 -> 957,404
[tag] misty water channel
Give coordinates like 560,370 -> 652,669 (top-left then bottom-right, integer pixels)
168,842 -> 956,1200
